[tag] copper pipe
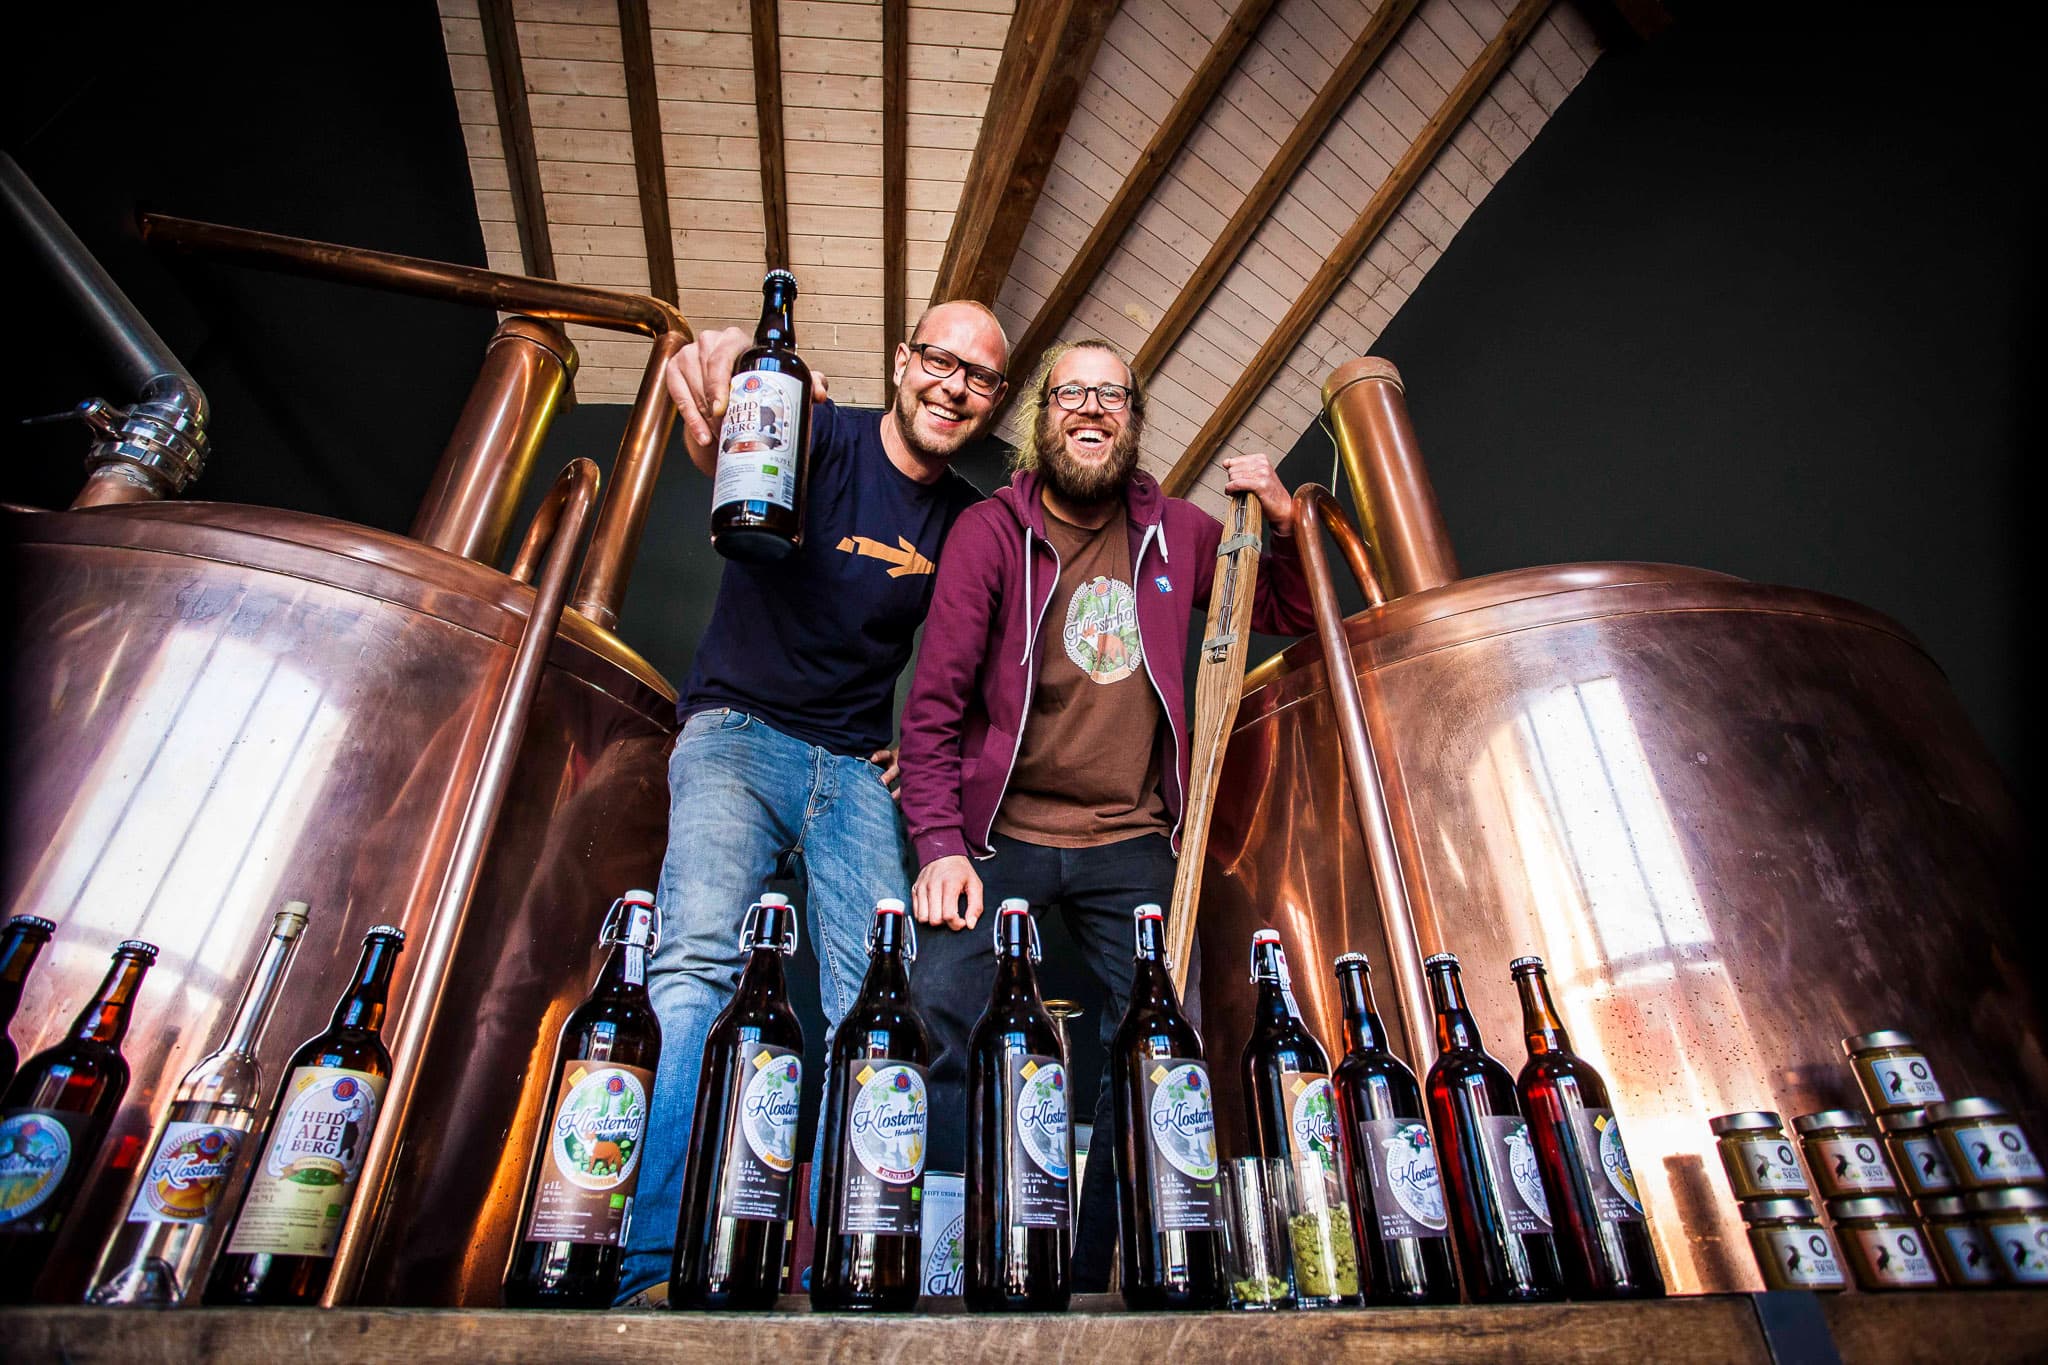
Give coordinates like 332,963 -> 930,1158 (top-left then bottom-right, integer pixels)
412,317 -> 577,564
572,331 -> 685,629
323,457 -> 602,1306
1321,358 -> 1458,599
1293,484 -> 1438,1065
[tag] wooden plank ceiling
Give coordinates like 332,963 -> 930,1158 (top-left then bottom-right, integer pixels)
439,0 -> 1603,516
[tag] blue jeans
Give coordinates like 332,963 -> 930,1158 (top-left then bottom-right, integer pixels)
616,707 -> 909,1301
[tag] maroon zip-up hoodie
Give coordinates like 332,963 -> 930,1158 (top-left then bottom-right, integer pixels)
900,468 -> 1314,867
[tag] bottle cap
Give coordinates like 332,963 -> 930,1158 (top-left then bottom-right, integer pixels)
1251,928 -> 1281,944
6,915 -> 57,934
1709,1110 -> 1784,1135
275,902 -> 311,938
1333,951 -> 1369,970
1825,1195 -> 1909,1222
1842,1029 -> 1917,1053
999,897 -> 1031,916
366,924 -> 408,942
764,268 -> 799,292
1422,951 -> 1459,968
759,892 -> 792,907
875,897 -> 907,914
1508,955 -> 1544,973
1133,904 -> 1164,921
622,888 -> 656,906
116,939 -> 159,962
1791,1109 -> 1868,1134
1925,1097 -> 2010,1124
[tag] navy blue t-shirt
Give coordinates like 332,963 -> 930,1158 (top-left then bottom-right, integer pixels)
680,400 -> 982,755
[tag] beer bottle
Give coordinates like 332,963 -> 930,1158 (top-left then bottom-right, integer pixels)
709,269 -> 814,562
813,898 -> 932,1311
964,898 -> 1072,1312
1,915 -> 57,1094
503,890 -> 664,1308
670,893 -> 804,1310
1421,952 -> 1562,1302
1240,928 -> 1358,1305
0,938 -> 156,1301
1330,952 -> 1457,1305
205,924 -> 405,1306
88,904 -> 310,1306
1110,904 -> 1226,1310
1509,956 -> 1664,1299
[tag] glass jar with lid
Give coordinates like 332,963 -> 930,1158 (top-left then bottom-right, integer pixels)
1879,1107 -> 1956,1197
1740,1198 -> 1844,1291
1841,1031 -> 1945,1115
1928,1099 -> 2046,1190
1965,1187 -> 2048,1285
1710,1111 -> 1809,1200
1828,1196 -> 1940,1290
1918,1194 -> 2003,1287
1793,1110 -> 1899,1198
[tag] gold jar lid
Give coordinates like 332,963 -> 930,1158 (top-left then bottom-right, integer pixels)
1794,1109 -> 1870,1135
1826,1195 -> 1911,1222
1744,1197 -> 1821,1224
1711,1111 -> 1786,1135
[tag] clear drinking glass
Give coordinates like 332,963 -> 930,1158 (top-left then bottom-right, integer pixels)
1221,1156 -> 1297,1310
1286,1153 -> 1362,1307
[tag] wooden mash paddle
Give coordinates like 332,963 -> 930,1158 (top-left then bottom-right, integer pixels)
1166,492 -> 1262,995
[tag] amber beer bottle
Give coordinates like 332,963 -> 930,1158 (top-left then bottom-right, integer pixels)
671,893 -> 804,1309
1111,904 -> 1227,1310
965,899 -> 1072,1312
205,924 -> 405,1306
504,891 -> 663,1308
710,269 -> 814,562
1509,956 -> 1665,1298
1331,952 -> 1458,1305
1,915 -> 58,1094
813,898 -> 932,1311
88,904 -> 310,1305
0,939 -> 157,1301
1421,952 -> 1562,1302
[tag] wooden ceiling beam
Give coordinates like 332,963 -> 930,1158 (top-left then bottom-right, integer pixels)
751,0 -> 790,271
929,0 -> 1121,308
1005,0 -> 1280,384
1132,0 -> 1419,385
1160,0 -> 1552,498
617,0 -> 677,304
883,0 -> 908,390
477,0 -> 555,279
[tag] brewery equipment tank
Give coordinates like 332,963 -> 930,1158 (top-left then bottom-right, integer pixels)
1191,357 -> 2033,1294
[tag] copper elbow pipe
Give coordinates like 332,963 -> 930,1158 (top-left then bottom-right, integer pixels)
1321,358 -> 1458,599
1293,485 -> 1440,1066
322,457 -> 602,1306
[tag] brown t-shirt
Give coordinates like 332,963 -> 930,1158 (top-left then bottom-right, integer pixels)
992,503 -> 1170,847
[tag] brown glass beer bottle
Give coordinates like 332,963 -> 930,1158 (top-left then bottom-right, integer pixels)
0,938 -> 157,1301
1421,952 -> 1563,1302
813,898 -> 931,1311
1111,904 -> 1226,1310
670,894 -> 804,1310
205,925 -> 405,1306
504,891 -> 663,1308
965,899 -> 1072,1312
1510,956 -> 1665,1298
0,915 -> 57,1094
710,269 -> 813,562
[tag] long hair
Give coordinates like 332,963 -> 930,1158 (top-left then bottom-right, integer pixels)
1010,338 -> 1145,471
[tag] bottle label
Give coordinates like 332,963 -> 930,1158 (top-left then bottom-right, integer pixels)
718,1041 -> 801,1222
525,1061 -> 654,1246
1849,1224 -> 1938,1287
1281,1070 -> 1344,1210
1482,1114 -> 1552,1233
227,1066 -> 385,1258
1006,1053 -> 1071,1230
1758,1225 -> 1846,1288
1811,1135 -> 1895,1193
1142,1058 -> 1222,1231
1863,1053 -> 1943,1107
1986,1216 -> 2048,1283
1939,1222 -> 2001,1284
126,1120 -> 247,1225
0,1108 -> 80,1226
1568,1108 -> 1645,1223
1357,1117 -> 1449,1240
1897,1134 -> 1955,1193
842,1060 -> 928,1235
1726,1134 -> 1807,1194
712,369 -> 806,512
1950,1121 -> 2045,1183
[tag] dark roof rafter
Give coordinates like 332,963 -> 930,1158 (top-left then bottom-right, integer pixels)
617,0 -> 676,304
883,0 -> 908,388
751,0 -> 790,271
477,0 -> 555,279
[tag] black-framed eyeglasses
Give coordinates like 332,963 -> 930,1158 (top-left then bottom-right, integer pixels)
1049,382 -> 1132,412
908,342 -> 1005,397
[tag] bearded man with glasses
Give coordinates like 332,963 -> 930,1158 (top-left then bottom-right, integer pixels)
897,338 -> 1313,1290
616,302 -> 1009,1305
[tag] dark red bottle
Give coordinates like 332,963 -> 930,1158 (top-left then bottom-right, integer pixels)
0,938 -> 157,1301
1331,951 -> 1458,1305
670,894 -> 804,1310
0,915 -> 57,1094
1421,952 -> 1562,1302
1509,956 -> 1664,1298
964,898 -> 1072,1312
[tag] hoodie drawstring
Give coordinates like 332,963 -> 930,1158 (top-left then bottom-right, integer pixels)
1019,524 -> 1034,666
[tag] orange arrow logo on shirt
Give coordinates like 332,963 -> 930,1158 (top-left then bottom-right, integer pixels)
836,535 -> 936,577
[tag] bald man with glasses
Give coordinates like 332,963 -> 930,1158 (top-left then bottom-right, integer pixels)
617,301 -> 1010,1305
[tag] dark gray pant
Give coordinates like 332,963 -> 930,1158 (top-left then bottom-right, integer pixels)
913,830 -> 1175,1292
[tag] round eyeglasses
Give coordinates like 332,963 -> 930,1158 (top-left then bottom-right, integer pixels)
1049,382 -> 1132,412
908,343 -> 1005,397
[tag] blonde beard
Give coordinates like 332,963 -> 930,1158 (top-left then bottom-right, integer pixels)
1032,406 -> 1143,505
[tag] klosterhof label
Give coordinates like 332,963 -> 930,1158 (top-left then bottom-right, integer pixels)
527,1061 -> 653,1246
127,1120 -> 247,1225
1007,1053 -> 1070,1230
227,1066 -> 384,1258
1144,1059 -> 1222,1231
0,1108 -> 80,1226
718,1042 -> 801,1222
843,1060 -> 928,1235
1361,1117 -> 1449,1240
